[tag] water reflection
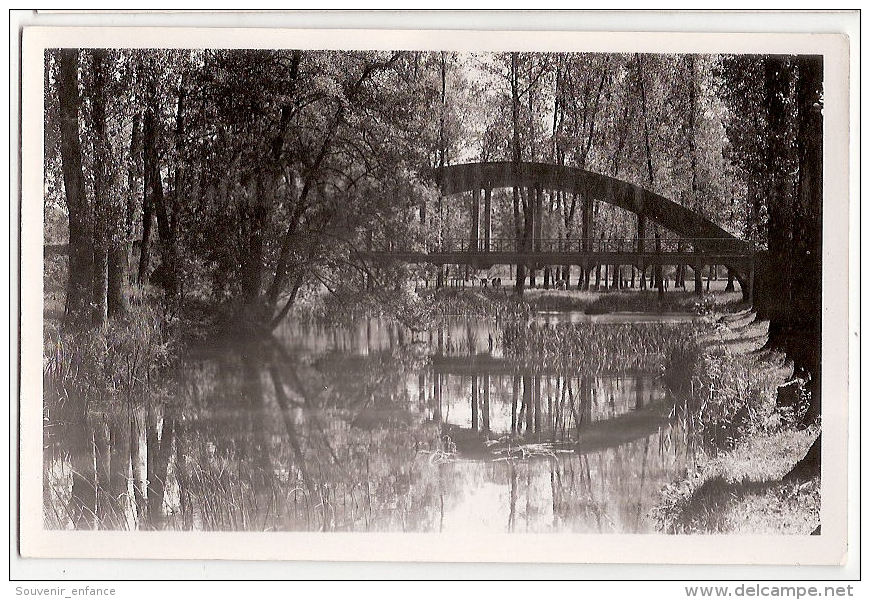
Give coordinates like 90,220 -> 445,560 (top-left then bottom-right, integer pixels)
44,313 -> 695,533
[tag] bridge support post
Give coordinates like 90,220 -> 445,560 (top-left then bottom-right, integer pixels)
637,215 -> 646,290
534,185 -> 544,251
483,186 -> 492,252
470,188 -> 480,252
526,186 -> 538,288
471,375 -> 479,432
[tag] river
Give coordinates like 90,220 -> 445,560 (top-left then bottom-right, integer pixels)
44,311 -> 699,533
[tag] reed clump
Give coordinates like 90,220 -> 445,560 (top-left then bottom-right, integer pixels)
44,299 -> 174,413
290,286 -> 530,327
663,339 -> 784,451
501,321 -> 695,373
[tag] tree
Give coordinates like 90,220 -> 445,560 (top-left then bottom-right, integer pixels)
55,49 -> 92,322
718,53 -> 823,473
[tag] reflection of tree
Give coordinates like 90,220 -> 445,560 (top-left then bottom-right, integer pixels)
44,332 -> 458,531
43,321 -> 697,533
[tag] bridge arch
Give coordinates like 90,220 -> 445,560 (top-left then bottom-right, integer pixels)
431,161 -> 749,256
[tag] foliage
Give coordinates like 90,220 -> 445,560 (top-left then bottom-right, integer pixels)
584,291 -> 741,315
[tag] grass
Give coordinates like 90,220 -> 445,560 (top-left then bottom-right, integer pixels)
583,290 -> 744,315
504,287 -> 746,315
651,426 -> 820,534
43,294 -> 175,415
289,285 -> 747,328
289,286 -> 532,328
663,337 -> 791,450
651,308 -> 821,534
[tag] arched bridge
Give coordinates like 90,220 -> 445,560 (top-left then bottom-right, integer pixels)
363,161 -> 755,297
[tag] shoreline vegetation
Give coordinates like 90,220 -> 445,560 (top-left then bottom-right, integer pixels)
653,308 -> 820,534
284,285 -> 745,326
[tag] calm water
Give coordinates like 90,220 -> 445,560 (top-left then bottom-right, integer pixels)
44,312 -> 697,533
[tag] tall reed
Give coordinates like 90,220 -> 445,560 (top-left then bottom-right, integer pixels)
501,321 -> 695,374
663,339 -> 783,450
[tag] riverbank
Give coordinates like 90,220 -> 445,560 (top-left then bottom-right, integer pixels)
652,426 -> 820,534
651,309 -> 821,534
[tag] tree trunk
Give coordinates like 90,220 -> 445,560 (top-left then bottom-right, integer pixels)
109,111 -> 140,316
793,56 -> 824,425
138,182 -> 153,285
653,229 -> 664,296
57,49 -> 93,322
725,268 -> 735,291
636,54 -> 664,298
239,172 -> 269,323
89,50 -> 113,325
510,53 -> 527,297
143,91 -> 177,297
762,56 -> 795,345
107,244 -> 129,318
784,433 -> 820,481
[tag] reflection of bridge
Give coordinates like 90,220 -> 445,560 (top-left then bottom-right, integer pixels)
362,161 -> 755,299
445,402 -> 669,458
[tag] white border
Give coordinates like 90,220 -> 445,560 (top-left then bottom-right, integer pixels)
12,16 -> 857,575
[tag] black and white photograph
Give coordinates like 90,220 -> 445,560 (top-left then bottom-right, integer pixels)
16,18 -> 854,569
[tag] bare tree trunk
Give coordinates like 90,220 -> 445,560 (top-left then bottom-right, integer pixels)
89,50 -> 111,326
635,54 -> 665,298
57,49 -> 93,322
107,244 -> 128,317
725,268 -> 735,291
792,56 -> 823,431
139,93 -> 162,287
108,109 -> 132,317
137,183 -> 153,285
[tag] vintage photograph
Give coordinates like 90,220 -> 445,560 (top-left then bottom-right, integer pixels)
18,21 -> 854,568
39,43 -> 824,536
